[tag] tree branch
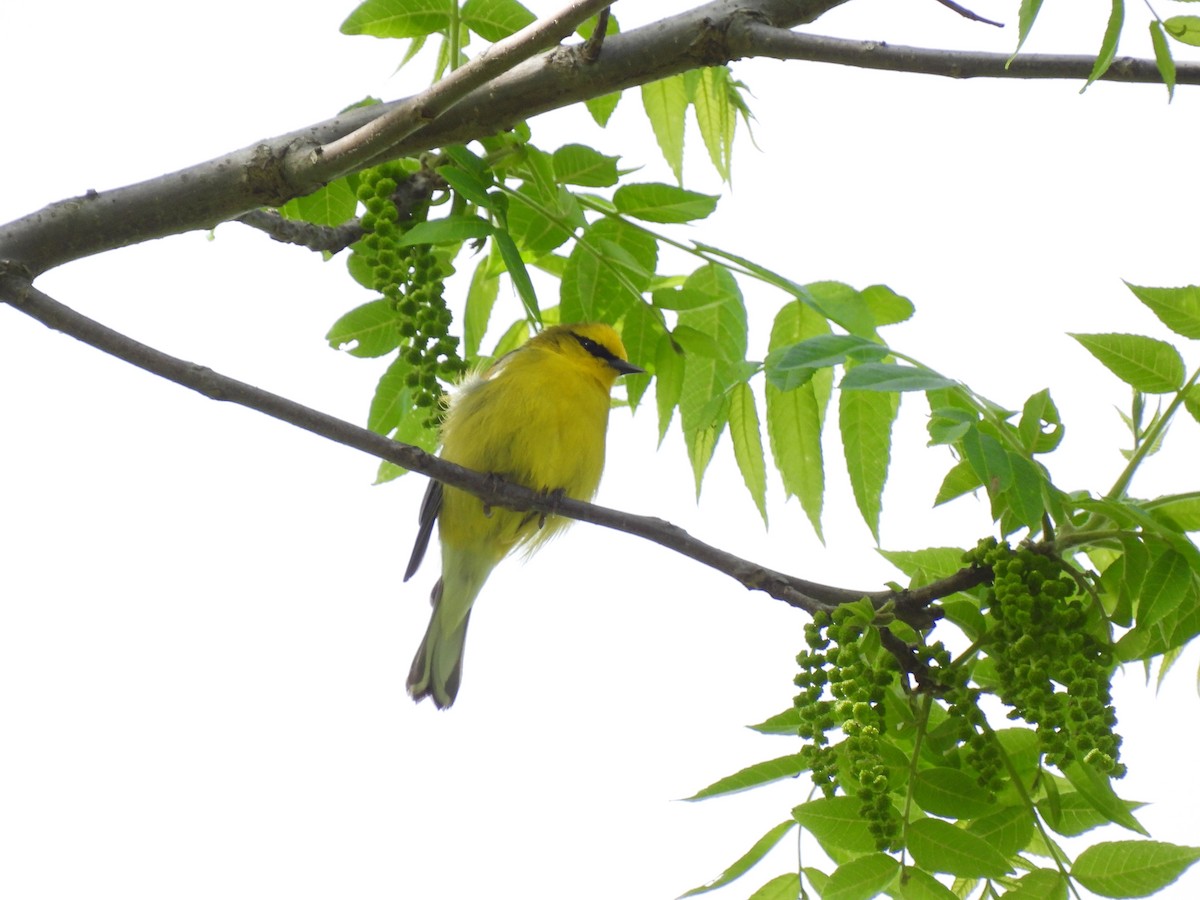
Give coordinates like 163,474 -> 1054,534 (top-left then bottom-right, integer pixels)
734,22 -> 1200,84
0,272 -> 982,626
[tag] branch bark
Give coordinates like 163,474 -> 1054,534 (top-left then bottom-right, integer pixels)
0,271 -> 981,626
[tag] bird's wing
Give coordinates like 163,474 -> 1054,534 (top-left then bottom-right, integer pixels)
404,479 -> 443,582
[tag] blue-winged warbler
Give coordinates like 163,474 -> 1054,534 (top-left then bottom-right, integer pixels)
404,323 -> 642,708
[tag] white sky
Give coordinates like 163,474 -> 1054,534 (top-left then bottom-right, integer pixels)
2,1 -> 1199,898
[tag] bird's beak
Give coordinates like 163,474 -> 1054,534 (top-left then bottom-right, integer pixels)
611,358 -> 645,377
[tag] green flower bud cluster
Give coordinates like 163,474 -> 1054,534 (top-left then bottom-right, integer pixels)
356,162 -> 466,425
965,539 -> 1124,777
795,606 -> 900,850
931,641 -> 1005,798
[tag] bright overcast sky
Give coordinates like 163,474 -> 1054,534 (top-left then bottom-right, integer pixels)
2,2 -> 1199,898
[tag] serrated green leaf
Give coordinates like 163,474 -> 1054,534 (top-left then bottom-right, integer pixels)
840,363 -> 956,393
802,281 -> 876,337
965,806 -> 1035,859
438,163 -> 494,210
561,217 -> 657,322
1018,388 -> 1063,454
746,873 -> 801,900
1003,453 -> 1047,534
686,754 -> 808,801
1013,0 -> 1045,56
341,0 -> 449,38
729,382 -> 768,524
460,0 -> 534,42
613,182 -> 718,223
1125,282 -> 1200,338
748,707 -> 801,735
678,821 -> 796,897
585,91 -> 621,126
1165,15 -> 1200,46
1136,548 -> 1193,630
913,767 -> 998,819
1071,332 -> 1185,393
766,303 -> 830,539
1149,21 -> 1177,100
1073,840 -> 1200,898
1083,0 -> 1124,91
906,818 -> 1011,878
278,177 -> 358,226
506,182 -> 579,255
692,66 -> 737,182
1038,786 -> 1145,838
896,867 -> 959,900
1062,761 -> 1149,836
655,333 -> 685,445
839,368 -> 898,542
878,546 -> 967,586
1147,493 -> 1200,531
934,458 -> 984,506
792,796 -> 879,854
823,853 -> 900,900
1006,869 -> 1067,900
641,75 -> 687,183
464,253 -> 500,358
326,299 -> 402,358
685,416 -> 722,497
861,284 -> 915,327
492,228 -> 540,324
765,334 -> 888,391
397,215 -> 492,247
551,143 -> 620,187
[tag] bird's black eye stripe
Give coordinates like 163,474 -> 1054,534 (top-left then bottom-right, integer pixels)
571,332 -> 620,364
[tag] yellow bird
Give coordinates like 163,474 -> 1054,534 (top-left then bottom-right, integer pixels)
404,322 -> 643,708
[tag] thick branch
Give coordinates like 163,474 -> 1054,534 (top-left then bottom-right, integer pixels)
737,22 -> 1200,84
0,0 -> 847,277
0,272 -> 982,624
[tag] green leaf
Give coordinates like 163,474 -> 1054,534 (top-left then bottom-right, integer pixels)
729,382 -> 768,524
840,363 -> 956,393
905,818 -> 1011,878
464,253 -> 500,358
678,821 -> 796,897
1147,493 -> 1200,531
396,215 -> 492,247
641,75 -> 688,184
1038,786 -> 1145,838
585,91 -> 621,126
1149,21 -> 1177,100
896,867 -> 959,900
655,333 -> 685,445
964,806 -> 1035,859
551,143 -> 620,187
766,302 -> 831,539
1003,453 -> 1048,534
1083,0 -> 1124,91
685,416 -> 723,497
1136,548 -> 1193,630
934,458 -> 983,506
326,299 -> 401,358
506,182 -> 579,256
1072,840 -> 1200,898
613,182 -> 718,223
791,796 -> 879,854
1013,0 -> 1045,55
748,707 -> 801,735
1006,869 -> 1067,900
367,355 -> 416,435
765,334 -> 888,390
1018,388 -> 1063,454
341,0 -> 449,38
460,0 -> 535,42
1070,332 -> 1185,393
1125,282 -> 1200,338
278,177 -> 357,226
802,281 -> 876,338
861,284 -> 915,327
912,767 -> 998,820
878,546 -> 967,586
561,217 -> 657,322
692,66 -> 737,182
1165,15 -> 1200,46
839,367 -> 898,542
1062,761 -> 1149,836
823,853 -> 900,900
685,753 -> 808,801
492,228 -> 541,324
746,873 -> 801,900
616,301 -> 659,410
438,162 -> 494,210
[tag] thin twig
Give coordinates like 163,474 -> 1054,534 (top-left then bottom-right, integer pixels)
0,273 -> 988,626
933,0 -> 1003,28
581,6 -> 612,62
